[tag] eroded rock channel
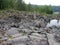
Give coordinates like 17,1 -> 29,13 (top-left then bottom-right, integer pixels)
0,12 -> 60,45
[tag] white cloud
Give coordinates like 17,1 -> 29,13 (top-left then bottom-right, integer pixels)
23,0 -> 60,6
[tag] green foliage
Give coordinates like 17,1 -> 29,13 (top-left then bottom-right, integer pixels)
45,5 -> 53,14
27,3 -> 33,11
33,5 -> 53,14
58,12 -> 60,16
0,0 -> 16,9
28,5 -> 53,14
17,0 -> 26,11
0,0 -> 6,9
0,0 -> 53,14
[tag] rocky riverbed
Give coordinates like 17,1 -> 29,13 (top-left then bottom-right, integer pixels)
0,11 -> 60,45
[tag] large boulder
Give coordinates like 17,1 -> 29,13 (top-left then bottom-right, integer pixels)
5,28 -> 19,36
5,33 -> 48,45
54,29 -> 60,42
34,19 -> 46,28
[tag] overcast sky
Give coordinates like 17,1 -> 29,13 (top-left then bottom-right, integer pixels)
23,0 -> 60,6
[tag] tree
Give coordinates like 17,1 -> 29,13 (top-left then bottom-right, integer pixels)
38,5 -> 53,14
27,3 -> 32,11
0,0 -> 16,10
46,5 -> 53,14
0,0 -> 5,9
17,0 -> 26,11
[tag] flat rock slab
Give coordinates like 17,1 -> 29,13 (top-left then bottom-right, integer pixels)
47,33 -> 60,45
6,33 -> 49,45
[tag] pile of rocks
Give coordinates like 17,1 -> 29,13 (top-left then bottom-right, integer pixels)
0,12 -> 60,45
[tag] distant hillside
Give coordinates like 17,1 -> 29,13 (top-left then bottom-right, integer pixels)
52,6 -> 60,12
31,5 -> 60,12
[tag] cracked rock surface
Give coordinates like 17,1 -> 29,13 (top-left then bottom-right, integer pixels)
0,12 -> 60,45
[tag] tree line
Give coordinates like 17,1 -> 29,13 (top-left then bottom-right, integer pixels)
0,0 -> 53,14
